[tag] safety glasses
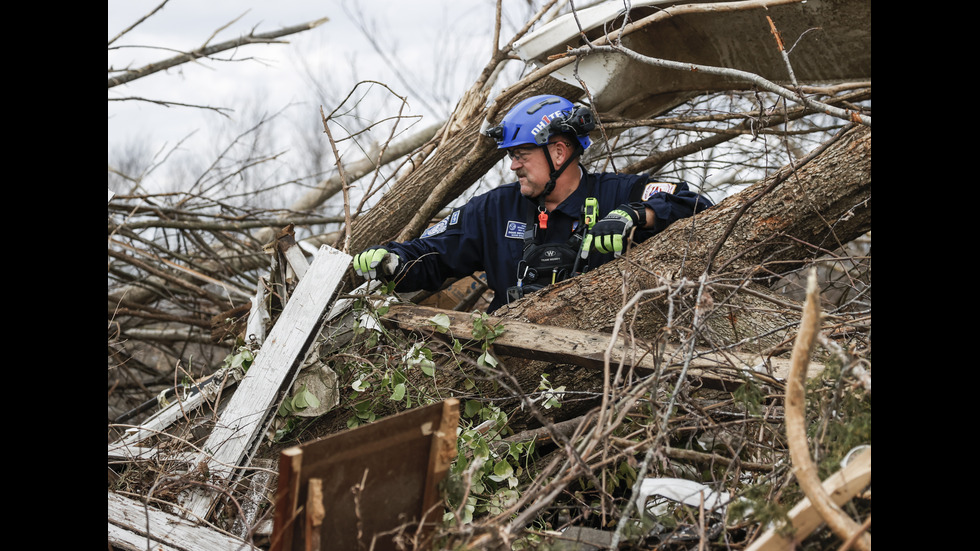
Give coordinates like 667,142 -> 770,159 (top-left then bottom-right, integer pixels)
506,146 -> 539,162
506,141 -> 564,162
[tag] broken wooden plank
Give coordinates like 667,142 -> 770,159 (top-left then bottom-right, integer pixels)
183,244 -> 351,521
108,366 -> 244,456
108,523 -> 181,551
305,478 -> 325,551
271,224 -> 310,282
271,399 -> 460,551
380,304 -> 822,388
108,490 -> 253,551
281,240 -> 310,281
271,447 -> 304,551
231,458 -> 277,540
108,445 -> 195,465
746,446 -> 871,551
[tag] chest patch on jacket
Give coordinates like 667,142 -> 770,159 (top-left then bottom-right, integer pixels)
505,221 -> 526,239
642,182 -> 677,200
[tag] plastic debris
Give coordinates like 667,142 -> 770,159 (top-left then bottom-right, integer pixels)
635,477 -> 733,515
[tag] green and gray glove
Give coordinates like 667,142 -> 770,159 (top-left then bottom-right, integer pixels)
352,246 -> 401,280
582,204 -> 646,258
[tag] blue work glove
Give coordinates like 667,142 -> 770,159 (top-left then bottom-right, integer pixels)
352,246 -> 401,280
582,204 -> 645,258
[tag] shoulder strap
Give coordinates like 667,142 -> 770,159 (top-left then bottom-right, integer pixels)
524,199 -> 540,246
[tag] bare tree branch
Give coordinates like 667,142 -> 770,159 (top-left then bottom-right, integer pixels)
108,18 -> 329,88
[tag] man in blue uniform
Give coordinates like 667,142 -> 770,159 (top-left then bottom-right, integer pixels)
353,95 -> 712,313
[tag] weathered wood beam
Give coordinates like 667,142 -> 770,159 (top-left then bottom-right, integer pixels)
380,304 -> 822,388
108,491 -> 252,551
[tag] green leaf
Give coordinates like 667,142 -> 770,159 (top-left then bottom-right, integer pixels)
495,460 -> 513,477
474,440 -> 490,461
472,314 -> 486,340
465,400 -> 483,418
477,351 -> 498,368
429,313 -> 451,333
293,386 -> 310,409
471,479 -> 486,495
390,383 -> 406,402
230,349 -> 254,370
421,364 -> 434,377
488,460 -> 514,482
294,385 -> 321,410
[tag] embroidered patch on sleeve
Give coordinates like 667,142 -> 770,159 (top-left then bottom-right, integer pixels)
421,217 -> 449,238
641,182 -> 678,200
505,221 -> 526,239
449,208 -> 461,226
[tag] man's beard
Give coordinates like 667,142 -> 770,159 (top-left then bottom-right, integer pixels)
517,170 -> 540,200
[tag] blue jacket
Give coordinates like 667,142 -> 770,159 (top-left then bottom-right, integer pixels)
385,170 -> 712,312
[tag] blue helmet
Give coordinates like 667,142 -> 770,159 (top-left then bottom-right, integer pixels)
486,95 -> 594,151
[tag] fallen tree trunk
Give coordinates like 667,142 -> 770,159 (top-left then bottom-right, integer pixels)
498,125 -> 871,342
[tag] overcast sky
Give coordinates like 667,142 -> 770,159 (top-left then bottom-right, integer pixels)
108,0 -> 504,182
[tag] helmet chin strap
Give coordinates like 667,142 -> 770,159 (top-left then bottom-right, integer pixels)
536,142 -> 581,205
532,142 -> 582,230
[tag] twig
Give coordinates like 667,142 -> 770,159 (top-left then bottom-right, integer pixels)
108,0 -> 169,46
321,107 -> 354,254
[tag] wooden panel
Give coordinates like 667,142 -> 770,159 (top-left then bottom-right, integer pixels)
272,399 -> 459,551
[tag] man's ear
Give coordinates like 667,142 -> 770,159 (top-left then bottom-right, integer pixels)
555,141 -> 567,164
